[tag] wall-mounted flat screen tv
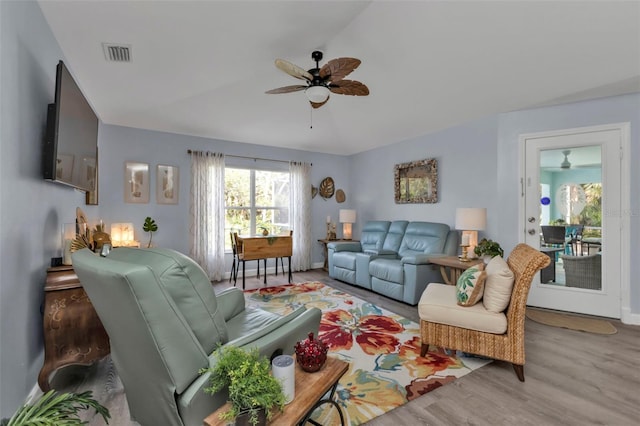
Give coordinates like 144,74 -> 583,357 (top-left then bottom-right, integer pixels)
43,60 -> 98,192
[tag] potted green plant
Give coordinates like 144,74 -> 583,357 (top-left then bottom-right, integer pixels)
201,345 -> 286,426
474,238 -> 504,262
142,216 -> 158,248
1,390 -> 110,425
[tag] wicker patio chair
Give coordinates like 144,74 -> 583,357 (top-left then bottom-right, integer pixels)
419,243 -> 549,382
561,253 -> 602,290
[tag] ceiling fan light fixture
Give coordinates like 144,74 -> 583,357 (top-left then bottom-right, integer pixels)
305,85 -> 330,103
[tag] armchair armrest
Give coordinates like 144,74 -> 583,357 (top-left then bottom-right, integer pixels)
217,287 -> 246,320
328,241 -> 362,252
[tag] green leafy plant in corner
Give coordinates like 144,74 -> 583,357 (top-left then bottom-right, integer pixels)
0,390 -> 110,426
142,216 -> 158,248
201,345 -> 285,426
474,238 -> 504,258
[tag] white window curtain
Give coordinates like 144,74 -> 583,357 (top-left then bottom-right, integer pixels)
189,151 -> 225,280
289,161 -> 312,271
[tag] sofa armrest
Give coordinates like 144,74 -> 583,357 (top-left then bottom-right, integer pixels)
328,241 -> 362,252
216,287 -> 246,320
401,254 -> 435,265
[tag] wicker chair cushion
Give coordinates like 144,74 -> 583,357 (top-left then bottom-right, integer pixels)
483,256 -> 515,313
456,267 -> 486,306
419,284 -> 507,334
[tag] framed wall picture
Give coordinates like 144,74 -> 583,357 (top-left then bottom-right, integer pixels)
394,158 -> 438,203
156,164 -> 179,204
124,161 -> 149,203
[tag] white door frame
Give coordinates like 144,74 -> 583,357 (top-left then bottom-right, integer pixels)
518,122 -> 631,322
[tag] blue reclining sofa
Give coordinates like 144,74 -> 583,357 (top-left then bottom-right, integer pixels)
327,220 -> 457,305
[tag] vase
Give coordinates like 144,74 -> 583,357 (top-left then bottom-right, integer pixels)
235,408 -> 267,426
294,332 -> 328,373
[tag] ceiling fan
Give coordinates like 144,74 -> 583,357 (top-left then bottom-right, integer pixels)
265,51 -> 369,108
543,149 -> 600,171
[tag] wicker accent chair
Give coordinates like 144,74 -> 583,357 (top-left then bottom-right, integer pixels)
561,253 -> 602,290
419,244 -> 550,381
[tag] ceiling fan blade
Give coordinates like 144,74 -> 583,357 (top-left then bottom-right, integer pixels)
319,57 -> 361,82
310,97 -> 329,109
265,85 -> 307,94
275,59 -> 313,81
329,80 -> 369,96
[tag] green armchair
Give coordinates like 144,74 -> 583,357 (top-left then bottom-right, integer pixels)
71,247 -> 321,426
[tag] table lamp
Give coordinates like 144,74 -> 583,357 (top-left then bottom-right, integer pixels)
339,209 -> 356,240
455,208 -> 487,261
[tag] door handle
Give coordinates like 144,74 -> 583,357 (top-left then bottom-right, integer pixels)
528,229 -> 536,235
528,217 -> 536,223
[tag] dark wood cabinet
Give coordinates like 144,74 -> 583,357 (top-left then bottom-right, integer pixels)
37,265 -> 110,391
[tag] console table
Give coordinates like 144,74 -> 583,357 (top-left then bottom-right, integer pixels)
427,256 -> 484,285
37,266 -> 110,391
204,356 -> 348,426
236,234 -> 293,288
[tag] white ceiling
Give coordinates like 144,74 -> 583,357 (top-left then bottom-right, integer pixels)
38,0 -> 640,156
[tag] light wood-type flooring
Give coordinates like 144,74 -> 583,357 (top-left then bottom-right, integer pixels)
52,268 -> 639,425
228,269 -> 640,426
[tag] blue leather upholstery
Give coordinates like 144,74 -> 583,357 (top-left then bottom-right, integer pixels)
329,220 -> 457,305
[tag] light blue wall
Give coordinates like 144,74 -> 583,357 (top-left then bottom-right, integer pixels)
349,115 -> 500,239
1,1 -> 638,418
0,0 -> 89,416
497,93 -> 640,313
97,124 -> 350,265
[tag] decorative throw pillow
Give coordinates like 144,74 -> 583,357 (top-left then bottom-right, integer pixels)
483,256 -> 515,313
456,266 -> 487,306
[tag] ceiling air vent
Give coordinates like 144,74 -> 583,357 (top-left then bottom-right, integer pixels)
102,43 -> 132,62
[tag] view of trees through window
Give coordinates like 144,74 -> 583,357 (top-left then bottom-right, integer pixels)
576,183 -> 602,237
224,168 -> 289,250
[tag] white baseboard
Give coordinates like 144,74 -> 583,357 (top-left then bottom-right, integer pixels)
621,307 -> 640,325
224,262 -> 325,281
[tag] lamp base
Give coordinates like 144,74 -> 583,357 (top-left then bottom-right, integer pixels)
459,245 -> 471,262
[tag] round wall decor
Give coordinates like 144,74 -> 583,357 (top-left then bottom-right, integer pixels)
336,189 -> 346,203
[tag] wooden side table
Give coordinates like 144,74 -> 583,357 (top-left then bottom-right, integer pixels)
317,239 -> 358,271
427,256 -> 483,285
204,356 -> 349,426
37,266 -> 110,391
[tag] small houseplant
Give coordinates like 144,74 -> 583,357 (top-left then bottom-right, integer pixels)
201,345 -> 285,426
1,390 -> 110,425
474,238 -> 504,261
142,216 -> 158,248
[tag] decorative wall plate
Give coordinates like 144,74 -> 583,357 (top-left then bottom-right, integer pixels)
319,177 -> 335,199
336,189 -> 346,203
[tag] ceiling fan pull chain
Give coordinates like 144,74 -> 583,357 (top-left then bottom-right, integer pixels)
310,105 -> 313,129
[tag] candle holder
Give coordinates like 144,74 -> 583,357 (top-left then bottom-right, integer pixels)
459,244 -> 470,262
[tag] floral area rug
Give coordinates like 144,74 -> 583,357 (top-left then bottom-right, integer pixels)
245,282 -> 491,425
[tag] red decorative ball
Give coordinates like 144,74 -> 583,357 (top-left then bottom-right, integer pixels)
294,332 -> 328,373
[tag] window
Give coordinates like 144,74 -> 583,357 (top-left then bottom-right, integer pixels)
224,167 -> 290,250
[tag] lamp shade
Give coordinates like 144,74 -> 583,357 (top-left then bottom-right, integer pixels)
339,209 -> 356,223
305,85 -> 330,103
455,208 -> 487,230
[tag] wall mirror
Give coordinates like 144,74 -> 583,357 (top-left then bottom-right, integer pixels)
394,158 -> 438,203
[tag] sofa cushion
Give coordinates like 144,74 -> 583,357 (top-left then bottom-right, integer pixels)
398,222 -> 450,257
369,258 -> 404,283
333,252 -> 357,269
456,266 -> 486,306
107,247 -> 229,353
381,220 -> 409,254
483,256 -> 515,313
360,221 -> 391,252
419,283 -> 507,334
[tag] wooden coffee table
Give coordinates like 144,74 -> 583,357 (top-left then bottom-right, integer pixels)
428,255 -> 483,285
203,356 -> 349,426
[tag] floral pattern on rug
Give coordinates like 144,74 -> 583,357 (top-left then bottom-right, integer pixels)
245,282 -> 490,425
